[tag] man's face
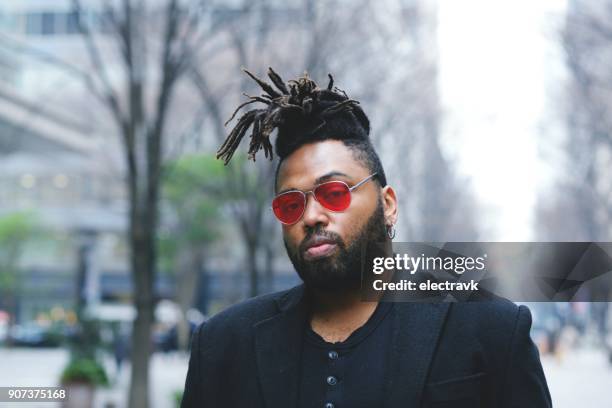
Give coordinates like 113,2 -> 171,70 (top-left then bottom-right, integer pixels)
276,140 -> 389,292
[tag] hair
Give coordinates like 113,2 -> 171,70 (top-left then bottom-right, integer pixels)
273,139 -> 387,192
217,68 -> 388,188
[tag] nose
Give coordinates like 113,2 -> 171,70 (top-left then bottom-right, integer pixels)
301,192 -> 330,228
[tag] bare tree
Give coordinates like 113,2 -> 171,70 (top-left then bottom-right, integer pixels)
0,0 -> 229,406
537,1 -> 612,315
539,0 -> 612,243
68,2 -> 237,405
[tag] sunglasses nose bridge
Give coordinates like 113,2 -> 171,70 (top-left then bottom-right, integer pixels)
304,190 -> 321,211
301,189 -> 329,225
305,189 -> 318,205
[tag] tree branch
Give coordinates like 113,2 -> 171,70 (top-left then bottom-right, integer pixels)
0,32 -> 113,114
72,0 -> 125,128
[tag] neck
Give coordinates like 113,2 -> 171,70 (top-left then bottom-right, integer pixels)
308,287 -> 380,343
306,241 -> 392,342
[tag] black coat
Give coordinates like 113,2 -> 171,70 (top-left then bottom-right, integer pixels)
181,285 -> 552,408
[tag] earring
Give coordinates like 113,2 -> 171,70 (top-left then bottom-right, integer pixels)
386,224 -> 396,239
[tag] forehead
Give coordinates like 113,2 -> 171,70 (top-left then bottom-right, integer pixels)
276,140 -> 369,190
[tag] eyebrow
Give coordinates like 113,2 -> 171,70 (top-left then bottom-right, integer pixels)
277,171 -> 351,195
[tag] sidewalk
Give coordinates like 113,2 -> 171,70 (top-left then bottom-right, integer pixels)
542,348 -> 612,408
0,348 -> 188,408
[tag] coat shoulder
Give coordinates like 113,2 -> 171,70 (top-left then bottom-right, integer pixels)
194,285 -> 302,347
447,298 -> 532,341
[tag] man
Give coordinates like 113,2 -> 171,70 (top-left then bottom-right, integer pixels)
181,68 -> 552,408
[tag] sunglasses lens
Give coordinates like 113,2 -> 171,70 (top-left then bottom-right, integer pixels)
315,182 -> 351,211
272,191 -> 305,224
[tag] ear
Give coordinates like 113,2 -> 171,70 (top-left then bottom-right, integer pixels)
381,185 -> 398,227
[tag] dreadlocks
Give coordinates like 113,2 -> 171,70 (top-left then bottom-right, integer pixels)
218,67 -> 387,187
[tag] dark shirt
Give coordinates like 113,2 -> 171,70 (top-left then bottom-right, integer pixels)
298,301 -> 394,408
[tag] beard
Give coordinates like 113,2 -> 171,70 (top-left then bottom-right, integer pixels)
284,199 -> 388,293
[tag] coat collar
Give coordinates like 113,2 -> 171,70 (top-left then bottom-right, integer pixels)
254,285 -> 450,408
273,284 -> 307,312
254,285 -> 309,408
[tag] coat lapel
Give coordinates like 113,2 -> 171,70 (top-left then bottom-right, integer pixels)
254,285 -> 309,408
383,302 -> 450,408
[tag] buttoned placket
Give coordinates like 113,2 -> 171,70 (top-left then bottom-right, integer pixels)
323,348 -> 343,408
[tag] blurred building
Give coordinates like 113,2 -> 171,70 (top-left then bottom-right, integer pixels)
0,0 -> 303,322
0,0 -> 443,322
0,0 -> 126,322
0,78 -> 129,322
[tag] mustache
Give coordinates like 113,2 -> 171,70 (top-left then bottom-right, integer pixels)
298,227 -> 344,255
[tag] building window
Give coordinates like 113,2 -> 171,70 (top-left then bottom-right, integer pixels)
22,11 -> 105,36
42,12 -> 57,35
66,11 -> 80,34
25,12 -> 42,35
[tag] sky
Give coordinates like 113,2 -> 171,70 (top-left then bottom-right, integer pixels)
437,0 -> 568,240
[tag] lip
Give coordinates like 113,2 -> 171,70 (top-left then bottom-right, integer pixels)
302,236 -> 338,261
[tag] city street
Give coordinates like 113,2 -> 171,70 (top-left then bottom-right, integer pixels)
1,346 -> 611,407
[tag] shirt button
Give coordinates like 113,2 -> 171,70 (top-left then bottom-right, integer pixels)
326,376 -> 338,386
328,350 -> 338,360
324,403 -> 335,408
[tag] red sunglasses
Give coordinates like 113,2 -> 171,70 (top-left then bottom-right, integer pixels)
272,173 -> 378,225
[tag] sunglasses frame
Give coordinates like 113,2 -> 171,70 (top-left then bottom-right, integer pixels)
272,173 -> 378,225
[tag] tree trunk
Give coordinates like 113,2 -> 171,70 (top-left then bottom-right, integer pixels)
247,241 -> 259,298
176,249 -> 201,351
128,193 -> 157,408
264,241 -> 275,293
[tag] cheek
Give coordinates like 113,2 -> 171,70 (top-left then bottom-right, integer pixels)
338,198 -> 377,236
282,225 -> 303,249
346,196 -> 375,222
337,215 -> 360,240
325,212 -> 362,244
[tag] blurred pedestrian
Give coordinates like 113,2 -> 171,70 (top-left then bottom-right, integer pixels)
113,322 -> 129,381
